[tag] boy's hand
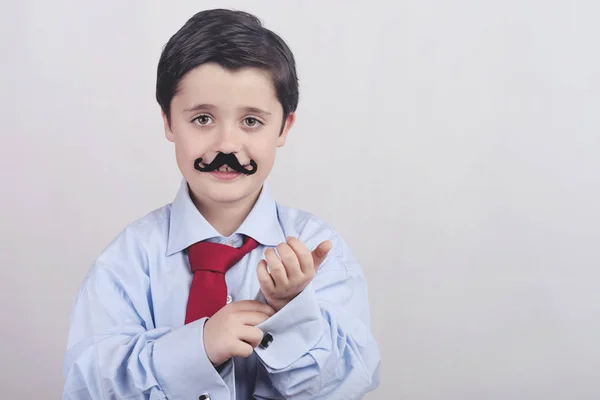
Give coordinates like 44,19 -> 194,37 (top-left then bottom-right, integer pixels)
257,237 -> 332,312
203,300 -> 275,366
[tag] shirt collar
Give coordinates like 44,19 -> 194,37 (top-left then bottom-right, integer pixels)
166,179 -> 285,256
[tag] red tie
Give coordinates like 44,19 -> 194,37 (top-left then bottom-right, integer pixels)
185,235 -> 259,324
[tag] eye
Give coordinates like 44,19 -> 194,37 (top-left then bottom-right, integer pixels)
192,114 -> 213,126
242,117 -> 263,128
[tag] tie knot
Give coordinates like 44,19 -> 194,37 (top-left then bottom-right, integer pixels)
188,236 -> 259,274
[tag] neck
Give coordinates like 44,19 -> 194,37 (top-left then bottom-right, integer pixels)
190,186 -> 262,237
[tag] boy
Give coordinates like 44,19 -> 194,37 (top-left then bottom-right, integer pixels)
62,8 -> 381,400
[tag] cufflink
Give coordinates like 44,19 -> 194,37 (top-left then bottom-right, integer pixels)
199,393 -> 211,400
259,332 -> 273,349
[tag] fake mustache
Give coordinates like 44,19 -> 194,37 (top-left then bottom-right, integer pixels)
194,152 -> 258,175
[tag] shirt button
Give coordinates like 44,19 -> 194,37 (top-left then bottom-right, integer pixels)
199,394 -> 211,400
226,294 -> 233,304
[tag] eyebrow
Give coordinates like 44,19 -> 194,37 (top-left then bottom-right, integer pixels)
183,103 -> 216,113
241,107 -> 272,117
183,104 -> 272,117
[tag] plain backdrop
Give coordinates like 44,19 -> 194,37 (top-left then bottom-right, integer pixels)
2,0 -> 599,399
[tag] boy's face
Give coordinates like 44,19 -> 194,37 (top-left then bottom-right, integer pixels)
163,63 -> 294,208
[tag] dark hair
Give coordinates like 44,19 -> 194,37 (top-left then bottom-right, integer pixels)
156,9 -> 299,126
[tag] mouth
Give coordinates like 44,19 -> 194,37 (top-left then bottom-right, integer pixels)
209,165 -> 243,181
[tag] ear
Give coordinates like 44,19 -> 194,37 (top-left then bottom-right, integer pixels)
277,112 -> 296,147
162,111 -> 175,142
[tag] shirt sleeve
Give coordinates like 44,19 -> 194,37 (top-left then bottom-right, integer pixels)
62,230 -> 232,400
253,228 -> 381,400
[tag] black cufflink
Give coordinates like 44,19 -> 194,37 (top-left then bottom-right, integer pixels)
259,332 -> 273,349
199,393 -> 211,400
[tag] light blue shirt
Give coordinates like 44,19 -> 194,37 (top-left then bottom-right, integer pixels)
62,180 -> 381,399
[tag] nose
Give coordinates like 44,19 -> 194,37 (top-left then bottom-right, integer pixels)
214,124 -> 240,154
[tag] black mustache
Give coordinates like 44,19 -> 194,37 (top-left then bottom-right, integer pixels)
194,153 -> 258,175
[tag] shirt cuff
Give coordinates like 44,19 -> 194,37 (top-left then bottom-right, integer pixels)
151,318 -> 230,399
255,282 -> 325,370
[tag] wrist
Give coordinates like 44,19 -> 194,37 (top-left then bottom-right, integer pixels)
267,295 -> 296,312
214,359 -> 231,372
203,318 -> 223,366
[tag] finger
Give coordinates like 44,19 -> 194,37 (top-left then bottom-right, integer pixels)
238,310 -> 274,326
311,240 -> 333,271
238,325 -> 264,348
230,300 -> 275,316
286,237 -> 313,275
231,340 -> 254,358
257,259 -> 276,293
277,242 -> 302,281
265,247 -> 289,287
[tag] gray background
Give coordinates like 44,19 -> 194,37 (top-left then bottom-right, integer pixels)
1,0 -> 599,399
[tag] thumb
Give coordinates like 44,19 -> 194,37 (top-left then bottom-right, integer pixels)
311,240 -> 333,270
